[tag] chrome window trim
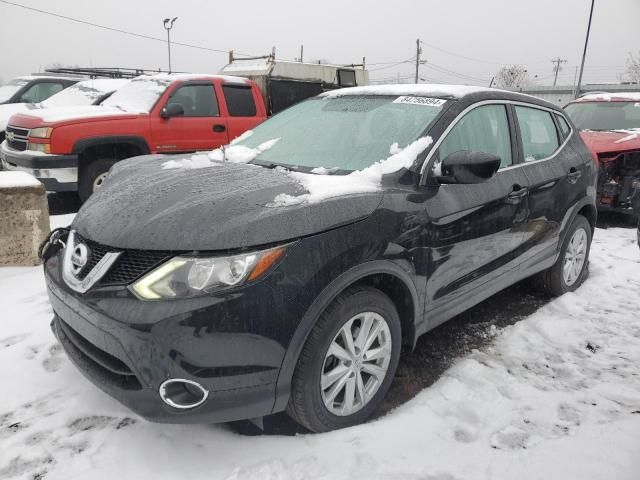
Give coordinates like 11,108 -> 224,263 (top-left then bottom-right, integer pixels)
62,230 -> 121,294
419,99 -> 573,180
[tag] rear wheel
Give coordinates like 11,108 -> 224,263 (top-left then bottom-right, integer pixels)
78,158 -> 116,203
287,285 -> 401,432
534,214 -> 592,296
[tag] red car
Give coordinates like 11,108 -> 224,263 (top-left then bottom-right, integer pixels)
1,74 -> 267,201
564,92 -> 640,219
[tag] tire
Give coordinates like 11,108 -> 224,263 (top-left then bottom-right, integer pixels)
534,214 -> 592,296
78,158 -> 116,203
287,285 -> 401,432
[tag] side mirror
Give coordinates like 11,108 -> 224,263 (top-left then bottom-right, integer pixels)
160,103 -> 184,119
436,150 -> 501,184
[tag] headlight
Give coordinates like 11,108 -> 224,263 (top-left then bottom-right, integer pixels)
130,245 -> 287,300
30,127 -> 52,139
27,142 -> 51,154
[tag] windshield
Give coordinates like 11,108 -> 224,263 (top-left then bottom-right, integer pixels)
41,80 -> 122,108
565,101 -> 640,131
235,95 -> 445,172
102,76 -> 172,113
0,78 -> 30,103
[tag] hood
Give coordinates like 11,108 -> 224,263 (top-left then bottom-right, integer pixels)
579,130 -> 640,155
7,105 -> 143,129
73,155 -> 383,251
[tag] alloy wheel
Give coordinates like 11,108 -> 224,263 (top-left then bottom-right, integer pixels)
563,227 -> 588,286
320,311 -> 392,416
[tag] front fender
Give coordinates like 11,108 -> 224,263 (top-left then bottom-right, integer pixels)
271,259 -> 420,414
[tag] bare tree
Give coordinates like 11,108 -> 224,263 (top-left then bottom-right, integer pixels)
620,51 -> 640,84
493,65 -> 529,88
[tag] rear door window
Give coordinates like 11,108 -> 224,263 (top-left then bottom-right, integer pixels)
222,85 -> 257,116
437,104 -> 513,168
168,84 -> 219,117
515,106 -> 560,161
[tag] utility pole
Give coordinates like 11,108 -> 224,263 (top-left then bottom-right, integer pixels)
576,0 -> 595,98
551,57 -> 567,86
415,38 -> 422,83
163,17 -> 178,72
299,45 -> 304,63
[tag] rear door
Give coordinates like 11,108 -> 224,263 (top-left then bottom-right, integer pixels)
150,81 -> 228,153
220,83 -> 266,141
511,105 -> 589,271
422,102 -> 530,323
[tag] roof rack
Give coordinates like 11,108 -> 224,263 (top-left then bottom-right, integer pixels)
44,67 -> 178,79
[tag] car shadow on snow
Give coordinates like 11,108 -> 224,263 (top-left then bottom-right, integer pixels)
228,281 -> 552,436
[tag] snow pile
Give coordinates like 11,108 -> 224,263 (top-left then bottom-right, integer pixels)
270,136 -> 433,206
0,171 -> 41,189
161,138 -> 280,170
0,219 -> 639,479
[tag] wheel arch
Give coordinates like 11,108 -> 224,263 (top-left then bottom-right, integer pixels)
73,136 -> 151,164
558,197 -> 597,251
272,260 -> 421,413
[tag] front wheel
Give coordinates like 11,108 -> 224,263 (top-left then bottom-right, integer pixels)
535,214 -> 592,296
78,158 -> 116,203
287,286 -> 401,432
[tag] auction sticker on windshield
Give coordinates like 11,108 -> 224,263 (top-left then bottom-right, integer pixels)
393,96 -> 447,107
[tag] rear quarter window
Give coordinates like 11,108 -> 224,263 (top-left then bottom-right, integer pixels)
222,85 -> 257,116
515,106 -> 560,161
556,114 -> 572,138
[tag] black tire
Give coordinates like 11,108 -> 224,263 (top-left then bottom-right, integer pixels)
286,285 -> 401,432
534,214 -> 592,296
78,158 -> 116,203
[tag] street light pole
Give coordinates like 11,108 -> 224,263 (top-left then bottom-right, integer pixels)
163,17 -> 178,73
575,0 -> 594,98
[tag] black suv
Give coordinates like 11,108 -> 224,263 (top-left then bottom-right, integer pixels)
43,85 -> 597,432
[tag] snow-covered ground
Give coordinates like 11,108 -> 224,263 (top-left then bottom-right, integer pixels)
0,216 -> 639,480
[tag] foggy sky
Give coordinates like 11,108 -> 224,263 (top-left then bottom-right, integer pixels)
1,0 -> 638,87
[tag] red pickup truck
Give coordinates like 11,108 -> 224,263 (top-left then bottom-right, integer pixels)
1,74 -> 267,201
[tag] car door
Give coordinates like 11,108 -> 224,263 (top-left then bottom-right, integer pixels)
511,105 -> 590,271
150,82 -> 229,153
422,102 -> 530,325
219,83 -> 265,141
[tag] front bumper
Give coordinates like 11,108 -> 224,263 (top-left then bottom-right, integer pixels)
1,141 -> 78,192
45,253 -> 298,424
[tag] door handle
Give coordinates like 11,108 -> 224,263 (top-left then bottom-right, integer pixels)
506,186 -> 528,205
213,124 -> 226,133
567,168 -> 582,184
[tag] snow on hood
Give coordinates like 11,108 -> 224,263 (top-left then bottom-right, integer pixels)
0,103 -> 30,131
161,137 -> 279,170
321,84 -> 498,99
16,105 -> 139,124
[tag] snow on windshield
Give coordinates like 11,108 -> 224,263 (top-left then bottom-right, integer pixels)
102,76 -> 172,113
0,78 -> 30,103
42,79 -> 129,108
270,136 -> 433,206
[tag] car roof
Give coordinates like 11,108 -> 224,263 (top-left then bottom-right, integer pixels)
571,91 -> 640,103
321,83 -> 561,112
133,73 -> 250,85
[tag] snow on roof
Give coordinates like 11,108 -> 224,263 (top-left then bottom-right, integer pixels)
321,84 -> 498,99
137,72 -> 248,84
0,170 -> 42,189
577,91 -> 640,102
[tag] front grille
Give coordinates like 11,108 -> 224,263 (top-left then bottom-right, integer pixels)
76,234 -> 172,286
56,317 -> 142,390
6,125 -> 29,151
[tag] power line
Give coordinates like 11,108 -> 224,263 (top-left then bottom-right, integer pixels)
0,0 -> 254,57
419,40 -> 548,66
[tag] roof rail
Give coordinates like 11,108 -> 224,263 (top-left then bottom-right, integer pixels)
44,67 -> 180,79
